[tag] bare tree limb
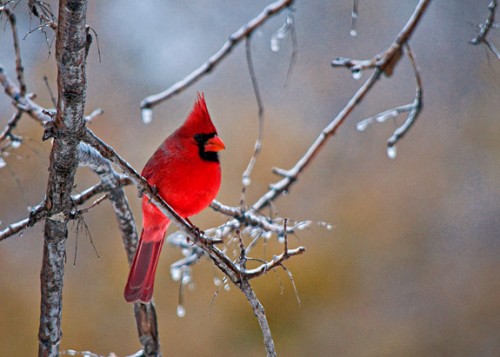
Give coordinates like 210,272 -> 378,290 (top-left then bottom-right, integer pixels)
139,0 -> 294,121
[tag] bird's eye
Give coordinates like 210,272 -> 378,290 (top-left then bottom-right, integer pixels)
193,134 -> 203,144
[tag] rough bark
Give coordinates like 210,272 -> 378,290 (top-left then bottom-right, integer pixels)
38,1 -> 88,356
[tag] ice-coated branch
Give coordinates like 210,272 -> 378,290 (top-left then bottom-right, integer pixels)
210,200 -> 310,238
140,0 -> 294,120
470,0 -> 499,59
386,45 -> 423,151
330,0 -> 430,158
355,44 -> 423,158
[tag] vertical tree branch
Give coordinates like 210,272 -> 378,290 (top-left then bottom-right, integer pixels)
239,280 -> 276,357
38,1 -> 88,356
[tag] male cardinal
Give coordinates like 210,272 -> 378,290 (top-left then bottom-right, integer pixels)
124,93 -> 225,303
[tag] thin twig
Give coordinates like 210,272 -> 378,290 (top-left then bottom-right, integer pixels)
0,7 -> 27,142
0,7 -> 27,96
43,75 -> 57,106
0,110 -> 23,146
0,64 -> 53,123
386,44 -> 423,151
354,44 -> 423,158
240,35 -> 264,205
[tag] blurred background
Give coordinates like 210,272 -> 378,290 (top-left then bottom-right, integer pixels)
1,0 -> 499,356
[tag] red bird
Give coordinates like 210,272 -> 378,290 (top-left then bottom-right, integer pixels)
124,93 -> 225,303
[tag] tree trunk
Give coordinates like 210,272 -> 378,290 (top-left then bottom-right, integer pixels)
38,1 -> 88,356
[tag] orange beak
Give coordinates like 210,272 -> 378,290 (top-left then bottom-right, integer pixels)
204,135 -> 225,152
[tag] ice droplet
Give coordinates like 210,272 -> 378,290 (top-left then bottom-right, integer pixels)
141,108 -> 153,124
176,305 -> 186,318
181,273 -> 191,285
350,29 -> 358,37
0,157 -> 6,169
387,146 -> 397,159
11,139 -> 21,149
170,267 -> 182,281
270,37 -> 280,52
224,284 -> 231,291
242,176 -> 251,187
213,277 -> 222,286
352,69 -> 362,80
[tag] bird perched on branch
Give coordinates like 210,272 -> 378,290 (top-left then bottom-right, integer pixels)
124,93 -> 225,303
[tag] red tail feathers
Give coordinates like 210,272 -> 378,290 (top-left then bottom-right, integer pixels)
124,226 -> 167,303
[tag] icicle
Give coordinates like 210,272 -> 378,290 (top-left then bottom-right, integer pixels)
387,145 -> 397,159
141,108 -> 153,124
176,305 -> 186,318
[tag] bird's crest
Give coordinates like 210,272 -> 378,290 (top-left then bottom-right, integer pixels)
179,93 -> 217,136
